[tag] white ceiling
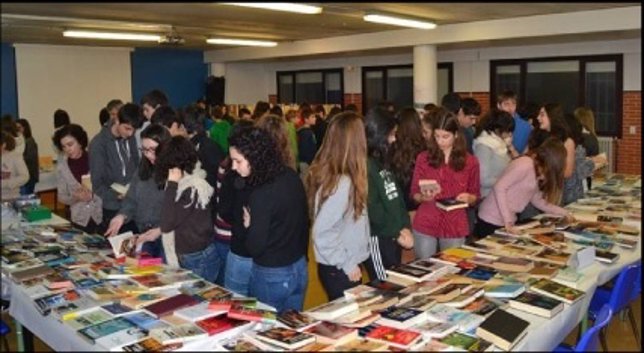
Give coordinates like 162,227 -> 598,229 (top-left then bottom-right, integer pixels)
1,2 -> 639,50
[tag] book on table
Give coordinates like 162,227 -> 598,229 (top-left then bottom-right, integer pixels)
425,303 -> 485,333
491,256 -> 534,272
475,308 -> 530,351
331,338 -> 389,351
410,321 -> 458,339
100,302 -> 138,317
362,324 -> 423,350
121,337 -> 183,352
551,267 -> 584,289
142,293 -> 201,318
121,291 -> 172,309
483,282 -> 525,299
195,313 -> 252,336
397,294 -> 437,311
595,249 -> 620,264
52,296 -> 102,321
528,278 -> 585,305
122,310 -> 169,331
65,308 -> 115,330
508,291 -> 564,318
277,309 -> 320,331
376,307 -> 428,329
439,331 -> 494,351
444,286 -> 485,308
385,263 -> 437,283
461,296 -> 505,317
227,305 -> 277,323
305,296 -> 359,321
98,325 -> 149,351
302,320 -> 358,345
406,259 -> 455,278
208,297 -> 257,311
149,322 -> 209,345
174,301 -> 220,322
34,288 -> 81,315
253,327 -> 317,350
77,316 -> 138,344
435,197 -> 469,211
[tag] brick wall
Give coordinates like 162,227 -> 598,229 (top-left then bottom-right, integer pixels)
616,91 -> 641,174
344,93 -> 362,113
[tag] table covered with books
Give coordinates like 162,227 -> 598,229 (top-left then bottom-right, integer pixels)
1,174 -> 642,352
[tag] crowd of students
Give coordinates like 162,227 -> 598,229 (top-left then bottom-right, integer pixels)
0,88 -> 609,314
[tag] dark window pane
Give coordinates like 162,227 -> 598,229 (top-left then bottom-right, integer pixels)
364,70 -> 384,112
386,68 -> 413,110
525,61 -> 579,114
495,65 -> 521,97
325,72 -> 342,104
295,72 -> 324,104
278,74 -> 294,104
437,67 -> 451,101
586,62 -> 617,136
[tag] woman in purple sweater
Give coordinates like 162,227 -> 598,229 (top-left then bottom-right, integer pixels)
476,137 -> 573,238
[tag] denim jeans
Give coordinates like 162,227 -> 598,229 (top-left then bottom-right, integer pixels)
20,181 -> 36,195
249,256 -> 308,314
213,240 -> 230,286
141,237 -> 166,263
412,229 -> 465,260
224,252 -> 253,296
179,242 -> 219,283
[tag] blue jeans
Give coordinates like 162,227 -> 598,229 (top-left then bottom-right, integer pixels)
20,181 -> 36,195
224,252 -> 252,296
249,256 -> 308,314
412,229 -> 465,260
213,240 -> 230,286
141,237 -> 166,262
179,242 -> 219,283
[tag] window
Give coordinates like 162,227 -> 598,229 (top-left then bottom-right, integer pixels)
277,69 -> 343,105
491,55 -> 622,137
362,63 -> 453,114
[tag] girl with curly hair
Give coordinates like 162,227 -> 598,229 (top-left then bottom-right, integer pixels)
410,107 -> 480,259
155,135 -> 218,282
305,111 -> 370,300
364,108 -> 413,281
228,126 -> 309,313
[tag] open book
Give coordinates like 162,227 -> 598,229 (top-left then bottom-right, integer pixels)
108,231 -> 137,258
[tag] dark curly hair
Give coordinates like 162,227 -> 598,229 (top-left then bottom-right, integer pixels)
365,107 -> 396,166
228,126 -> 285,187
389,107 -> 425,188
139,124 -> 172,182
53,123 -> 88,152
154,135 -> 198,185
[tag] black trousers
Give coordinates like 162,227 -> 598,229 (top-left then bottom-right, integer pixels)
363,236 -> 401,282
317,263 -> 362,301
474,216 -> 502,240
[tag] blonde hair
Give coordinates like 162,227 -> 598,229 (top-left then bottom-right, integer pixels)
305,112 -> 367,221
256,114 -> 296,170
574,107 -> 596,136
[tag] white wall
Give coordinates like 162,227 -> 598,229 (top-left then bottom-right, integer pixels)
218,38 -> 640,103
14,44 -> 132,158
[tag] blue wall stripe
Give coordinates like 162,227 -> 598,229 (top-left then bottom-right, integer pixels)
131,48 -> 207,110
1,42 -> 18,117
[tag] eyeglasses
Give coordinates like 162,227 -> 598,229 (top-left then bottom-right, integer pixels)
139,147 -> 156,154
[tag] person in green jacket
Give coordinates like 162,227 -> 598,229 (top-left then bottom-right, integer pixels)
364,107 -> 414,281
209,105 -> 232,153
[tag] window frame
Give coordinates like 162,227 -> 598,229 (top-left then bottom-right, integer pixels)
361,63 -> 453,115
276,68 -> 344,105
490,54 -> 623,137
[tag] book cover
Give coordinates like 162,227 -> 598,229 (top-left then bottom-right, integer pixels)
122,310 -> 168,331
11,265 -> 55,283
220,337 -> 265,351
34,289 -> 81,315
475,309 -> 530,351
174,302 -> 220,322
78,317 -> 137,344
439,331 -> 493,351
65,308 -> 115,330
110,183 -> 129,195
227,305 -> 277,323
108,231 -> 137,259
277,309 -> 319,331
461,297 -> 503,317
121,337 -> 183,352
96,325 -> 148,351
332,338 -> 389,352
365,279 -> 405,292
464,266 -> 498,281
385,263 -> 433,282
377,307 -> 427,329
411,321 -> 457,339
53,296 -> 102,321
419,179 -> 439,194
529,278 -> 585,304
195,313 -> 251,336
150,323 -> 208,345
595,249 -> 620,263
254,327 -> 316,350
208,297 -> 257,311
343,284 -> 378,300
305,297 -> 360,321
101,302 -> 137,317
142,293 -> 200,318
435,197 -> 469,211
196,285 -> 233,301
363,324 -> 423,349
483,283 -> 525,298
508,292 -> 564,318
303,321 -> 358,345
444,286 -> 485,308
492,256 -> 534,272
397,294 -> 436,311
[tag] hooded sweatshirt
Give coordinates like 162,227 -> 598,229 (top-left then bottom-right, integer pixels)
88,122 -> 140,211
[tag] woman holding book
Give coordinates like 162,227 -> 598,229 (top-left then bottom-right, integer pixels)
104,124 -> 171,260
305,112 -> 370,300
410,107 -> 480,259
156,135 -> 218,282
476,137 -> 573,237
53,124 -> 102,233
364,108 -> 413,281
229,127 -> 309,313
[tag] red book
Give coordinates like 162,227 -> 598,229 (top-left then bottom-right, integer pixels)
227,305 -> 277,323
142,294 -> 200,318
137,256 -> 163,267
195,314 -> 250,335
364,325 -> 422,350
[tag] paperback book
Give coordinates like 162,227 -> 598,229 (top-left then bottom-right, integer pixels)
150,322 -> 209,345
508,291 -> 564,318
528,278 -> 585,305
435,197 -> 469,211
303,320 -> 358,345
362,324 -> 423,350
254,327 -> 317,350
277,309 -> 320,331
376,307 -> 428,329
475,308 -> 530,351
195,313 -> 252,336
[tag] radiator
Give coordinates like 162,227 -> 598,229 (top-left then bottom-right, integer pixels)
597,136 -> 615,174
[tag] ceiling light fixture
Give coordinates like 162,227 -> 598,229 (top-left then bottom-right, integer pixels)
363,13 -> 436,30
223,3 -> 322,14
206,38 -> 278,47
63,30 -> 161,41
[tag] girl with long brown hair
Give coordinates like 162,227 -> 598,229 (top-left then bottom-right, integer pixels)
476,137 -> 574,237
305,111 -> 370,300
410,107 -> 480,259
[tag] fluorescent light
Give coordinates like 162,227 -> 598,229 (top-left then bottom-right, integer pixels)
223,3 -> 322,14
63,30 -> 161,41
364,13 -> 436,30
207,38 -> 278,47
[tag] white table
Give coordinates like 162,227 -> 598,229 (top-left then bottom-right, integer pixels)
34,171 -> 57,193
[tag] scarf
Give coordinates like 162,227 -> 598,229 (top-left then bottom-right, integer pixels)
473,130 -> 509,156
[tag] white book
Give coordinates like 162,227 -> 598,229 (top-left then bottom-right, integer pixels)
150,323 -> 208,345
411,321 -> 458,339
305,296 -> 359,321
108,231 -> 137,258
98,326 -> 148,351
110,183 -> 129,195
174,302 -> 222,322
23,284 -> 53,299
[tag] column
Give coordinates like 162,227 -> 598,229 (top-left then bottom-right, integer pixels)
413,44 -> 437,111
